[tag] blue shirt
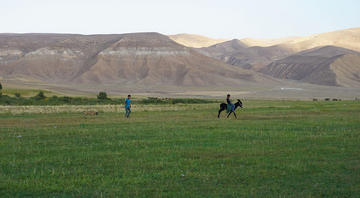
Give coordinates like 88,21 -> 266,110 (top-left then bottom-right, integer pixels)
125,98 -> 131,108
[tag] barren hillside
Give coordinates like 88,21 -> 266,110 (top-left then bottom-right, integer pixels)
240,37 -> 299,47
199,39 -> 293,70
1,30 -> 360,97
282,27 -> 360,52
168,34 -> 229,48
260,46 -> 360,87
0,33 -> 269,87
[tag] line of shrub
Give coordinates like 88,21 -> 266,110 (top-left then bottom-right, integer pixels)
0,92 -> 215,106
138,97 -> 214,104
0,94 -> 121,106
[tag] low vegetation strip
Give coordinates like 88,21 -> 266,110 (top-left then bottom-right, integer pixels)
0,104 -> 214,114
0,91 -> 216,106
0,88 -> 52,97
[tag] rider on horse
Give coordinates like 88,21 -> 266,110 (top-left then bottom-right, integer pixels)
226,94 -> 235,113
218,94 -> 243,118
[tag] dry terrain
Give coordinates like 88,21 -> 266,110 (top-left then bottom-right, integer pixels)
198,39 -> 293,70
196,28 -> 360,88
168,34 -> 229,48
0,33 -> 271,87
240,37 -> 299,47
1,28 -> 360,98
281,27 -> 360,52
260,46 -> 360,87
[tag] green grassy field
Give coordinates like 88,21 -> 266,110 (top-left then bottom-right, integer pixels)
0,100 -> 359,197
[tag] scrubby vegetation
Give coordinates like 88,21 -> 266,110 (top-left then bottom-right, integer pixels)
97,91 -> 109,100
0,91 -> 215,106
139,97 -> 214,104
0,88 -> 52,97
0,94 -> 122,105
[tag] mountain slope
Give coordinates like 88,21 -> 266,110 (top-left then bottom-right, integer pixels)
198,39 -> 293,70
329,54 -> 360,87
168,34 -> 229,48
0,33 -> 267,87
240,37 -> 299,47
0,33 -> 123,82
198,27 -> 360,76
282,27 -> 360,52
260,46 -> 360,87
75,33 -> 258,86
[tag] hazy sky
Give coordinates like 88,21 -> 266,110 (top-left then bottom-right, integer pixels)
1,0 -> 360,39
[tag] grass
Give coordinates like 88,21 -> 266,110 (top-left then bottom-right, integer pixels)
0,100 -> 359,197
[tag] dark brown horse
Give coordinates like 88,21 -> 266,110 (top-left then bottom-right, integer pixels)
218,99 -> 243,118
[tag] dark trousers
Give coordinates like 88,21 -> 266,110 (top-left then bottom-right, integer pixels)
125,108 -> 131,118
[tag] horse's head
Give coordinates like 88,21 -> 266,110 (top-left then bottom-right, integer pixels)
235,99 -> 243,108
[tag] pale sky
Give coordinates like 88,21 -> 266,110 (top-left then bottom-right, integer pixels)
1,0 -> 360,39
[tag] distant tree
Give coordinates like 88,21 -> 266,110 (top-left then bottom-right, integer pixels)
35,91 -> 46,100
15,93 -> 21,98
97,92 -> 108,100
0,82 -> 2,90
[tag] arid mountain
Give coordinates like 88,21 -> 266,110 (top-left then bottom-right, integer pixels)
239,28 -> 360,51
240,37 -> 299,47
281,27 -> 360,52
198,27 -> 360,81
168,34 -> 229,48
1,29 -> 360,97
0,33 -> 269,87
75,33 -> 260,86
260,46 -> 360,87
198,39 -> 293,70
171,28 -> 360,52
0,33 -> 123,82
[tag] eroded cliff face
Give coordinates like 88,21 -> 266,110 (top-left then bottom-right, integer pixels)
0,49 -> 23,64
99,47 -> 190,57
0,33 -> 260,86
0,47 -> 86,82
330,54 -> 360,87
259,46 -> 360,87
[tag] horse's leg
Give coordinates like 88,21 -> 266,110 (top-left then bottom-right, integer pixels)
233,111 -> 237,119
227,111 -> 232,118
218,108 -> 224,118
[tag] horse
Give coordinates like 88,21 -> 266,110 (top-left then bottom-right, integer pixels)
218,99 -> 243,118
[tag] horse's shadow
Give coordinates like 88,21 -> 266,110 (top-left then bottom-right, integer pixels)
218,99 -> 243,118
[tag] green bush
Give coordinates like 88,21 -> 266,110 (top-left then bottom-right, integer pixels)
97,92 -> 108,100
33,91 -> 46,100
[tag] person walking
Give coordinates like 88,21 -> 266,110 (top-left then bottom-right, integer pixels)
125,95 -> 132,118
